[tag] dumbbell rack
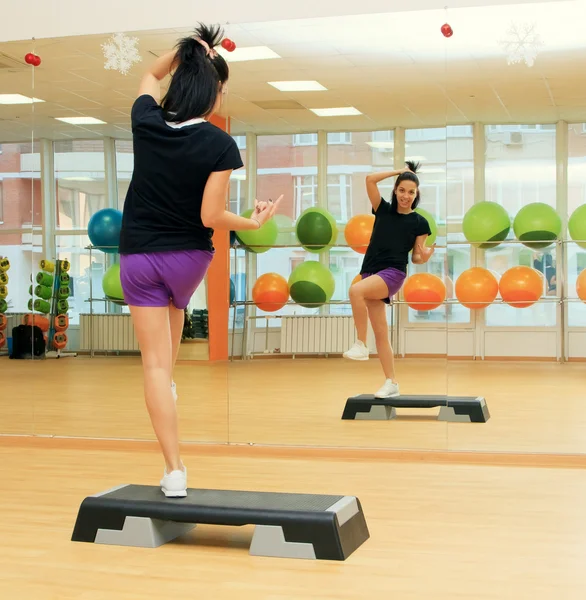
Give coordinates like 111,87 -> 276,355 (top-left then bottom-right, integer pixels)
45,259 -> 77,359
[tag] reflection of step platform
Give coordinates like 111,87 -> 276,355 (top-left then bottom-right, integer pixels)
71,484 -> 369,561
342,394 -> 490,423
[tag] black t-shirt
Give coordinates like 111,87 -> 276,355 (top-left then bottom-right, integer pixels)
118,94 -> 244,254
360,198 -> 432,274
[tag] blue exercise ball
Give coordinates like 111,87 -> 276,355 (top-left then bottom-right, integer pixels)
88,208 -> 123,253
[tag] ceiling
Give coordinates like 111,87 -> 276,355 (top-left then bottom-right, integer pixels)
1,1 -> 586,142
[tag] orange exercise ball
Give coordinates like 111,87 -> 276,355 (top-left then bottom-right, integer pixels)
350,273 -> 362,287
252,272 -> 289,312
577,269 -> 586,302
499,266 -> 544,308
344,214 -> 375,254
455,267 -> 499,309
403,273 -> 446,311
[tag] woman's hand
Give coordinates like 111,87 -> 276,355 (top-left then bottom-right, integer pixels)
252,195 -> 282,227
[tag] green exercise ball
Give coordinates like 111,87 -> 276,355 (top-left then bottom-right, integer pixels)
235,208 -> 278,253
295,207 -> 337,253
414,207 -> 437,246
288,260 -> 335,308
462,201 -> 511,248
513,202 -> 562,249
102,263 -> 125,304
568,204 -> 586,249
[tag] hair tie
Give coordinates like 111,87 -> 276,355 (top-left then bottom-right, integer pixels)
195,37 -> 218,58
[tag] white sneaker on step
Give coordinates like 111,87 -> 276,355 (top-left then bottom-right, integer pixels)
171,381 -> 177,403
160,465 -> 187,498
343,340 -> 369,361
374,379 -> 400,398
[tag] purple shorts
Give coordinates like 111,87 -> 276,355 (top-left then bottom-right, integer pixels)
361,267 -> 406,304
120,249 -> 213,309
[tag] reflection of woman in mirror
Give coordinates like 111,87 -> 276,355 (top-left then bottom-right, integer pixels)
343,161 -> 434,399
117,24 -> 279,497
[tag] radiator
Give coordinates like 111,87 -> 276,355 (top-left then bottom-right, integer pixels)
80,314 -> 139,352
279,315 -> 376,355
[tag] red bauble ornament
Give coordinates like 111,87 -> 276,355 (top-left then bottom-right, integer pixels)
221,38 -> 236,52
25,52 -> 35,65
32,54 -> 41,66
441,23 -> 453,38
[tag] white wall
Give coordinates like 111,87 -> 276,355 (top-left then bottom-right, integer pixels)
1,0 -> 566,42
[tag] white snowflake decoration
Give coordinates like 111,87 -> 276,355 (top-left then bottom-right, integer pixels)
498,21 -> 544,67
102,32 -> 142,75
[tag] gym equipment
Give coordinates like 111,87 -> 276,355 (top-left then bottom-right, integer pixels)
252,272 -> 289,312
0,331 -> 5,348
462,201 -> 511,248
102,263 -> 125,304
577,268 -> 586,302
0,299 -> 7,313
57,299 -> 69,313
342,394 -> 490,423
40,259 -> 54,272
288,261 -> 335,308
88,208 -> 123,254
36,272 -> 54,286
414,207 -> 437,246
455,267 -> 499,309
22,314 -> 49,332
403,273 -> 446,311
71,484 -> 369,561
296,207 -> 337,253
0,257 -> 11,272
57,286 -> 71,299
34,284 -> 52,300
568,204 -> 586,249
513,202 -> 562,249
0,285 -> 7,299
54,314 -> 69,332
0,273 -> 8,285
499,266 -> 544,308
344,214 -> 374,254
53,332 -> 68,350
235,208 -> 278,253
0,314 -> 7,330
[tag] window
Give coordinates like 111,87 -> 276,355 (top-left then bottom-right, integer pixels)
484,124 -> 557,327
254,134 -> 318,327
567,123 -> 586,327
55,140 -> 107,230
0,142 -> 41,229
115,139 -> 133,209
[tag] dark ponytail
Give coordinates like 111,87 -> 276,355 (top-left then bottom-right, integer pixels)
391,161 -> 422,211
161,23 -> 230,123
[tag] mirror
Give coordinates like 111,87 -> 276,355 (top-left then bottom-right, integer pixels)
226,12 -> 449,450
1,29 -> 229,443
0,39 -> 39,434
444,2 -> 586,454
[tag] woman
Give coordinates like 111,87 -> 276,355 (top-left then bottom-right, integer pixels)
118,24 -> 280,497
343,161 -> 434,399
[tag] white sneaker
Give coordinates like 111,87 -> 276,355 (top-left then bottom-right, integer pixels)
374,379 -> 400,398
171,381 -> 177,403
343,340 -> 369,361
160,465 -> 187,498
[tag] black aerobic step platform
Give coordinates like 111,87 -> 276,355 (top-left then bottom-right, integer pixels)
341,394 -> 490,422
72,484 -> 370,561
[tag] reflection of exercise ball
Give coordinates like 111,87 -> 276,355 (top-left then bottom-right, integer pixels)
455,267 -> 499,309
403,273 -> 446,311
462,201 -> 511,248
230,278 -> 235,305
414,208 -> 437,246
235,209 -> 278,253
499,266 -> 544,308
102,263 -> 125,303
513,202 -> 562,249
576,269 -> 586,302
568,205 -> 586,249
344,214 -> 374,254
274,214 -> 296,247
252,273 -> 289,312
88,208 -> 123,253
295,207 -> 337,253
288,261 -> 335,308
